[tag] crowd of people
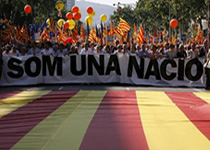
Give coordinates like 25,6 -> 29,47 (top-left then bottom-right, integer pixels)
0,39 -> 209,59
0,39 -> 210,90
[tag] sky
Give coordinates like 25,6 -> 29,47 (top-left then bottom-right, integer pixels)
78,0 -> 138,6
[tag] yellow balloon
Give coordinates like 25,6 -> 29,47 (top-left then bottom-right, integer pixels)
85,16 -> 93,25
100,14 -> 107,22
55,0 -> 64,10
46,18 -> 51,25
89,10 -> 95,17
68,19 -> 76,30
57,19 -> 65,28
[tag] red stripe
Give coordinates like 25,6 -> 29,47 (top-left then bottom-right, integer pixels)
166,92 -> 210,140
0,90 -> 78,149
0,91 -> 21,101
80,91 -> 149,150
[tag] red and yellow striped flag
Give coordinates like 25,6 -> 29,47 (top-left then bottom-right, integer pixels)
137,26 -> 144,44
80,23 -> 85,41
56,26 -> 66,43
110,19 -> 115,36
88,27 -> 97,43
133,24 -> 137,39
117,18 -> 131,32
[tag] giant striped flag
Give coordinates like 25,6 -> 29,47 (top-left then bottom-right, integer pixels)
0,90 -> 210,149
137,26 -> 144,44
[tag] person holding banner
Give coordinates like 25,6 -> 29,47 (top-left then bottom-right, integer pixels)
0,46 -> 2,80
204,49 -> 210,90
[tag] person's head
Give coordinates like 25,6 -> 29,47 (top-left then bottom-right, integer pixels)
179,44 -> 184,51
115,40 -> 119,46
96,45 -> 101,53
136,45 -> 140,51
141,44 -> 146,51
169,44 -> 175,49
53,44 -> 59,51
164,43 -> 169,49
117,45 -> 122,52
204,39 -> 208,48
84,43 -> 89,50
191,43 -> 196,50
90,43 -> 95,50
130,44 -> 136,53
104,45 -> 110,53
20,46 -> 27,56
122,44 -> 127,50
152,45 -> 157,52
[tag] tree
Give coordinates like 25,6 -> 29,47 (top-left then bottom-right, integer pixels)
111,0 -> 208,34
0,0 -> 68,25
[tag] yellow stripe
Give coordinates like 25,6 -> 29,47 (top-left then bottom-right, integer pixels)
194,92 -> 210,103
12,90 -> 106,150
136,91 -> 210,150
0,91 -> 50,118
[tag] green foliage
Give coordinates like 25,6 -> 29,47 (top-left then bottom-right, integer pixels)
111,0 -> 209,32
0,0 -> 68,25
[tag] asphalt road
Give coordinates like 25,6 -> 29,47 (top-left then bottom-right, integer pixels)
0,84 -> 208,92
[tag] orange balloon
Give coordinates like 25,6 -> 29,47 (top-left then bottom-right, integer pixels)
64,22 -> 69,29
72,6 -> 79,13
87,6 -> 93,14
170,19 -> 178,28
66,12 -> 73,20
73,12 -> 81,21
24,5 -> 32,14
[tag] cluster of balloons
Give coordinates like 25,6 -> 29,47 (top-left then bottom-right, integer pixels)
56,6 -> 82,30
85,6 -> 95,25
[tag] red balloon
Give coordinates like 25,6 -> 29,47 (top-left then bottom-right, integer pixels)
170,19 -> 178,28
24,5 -> 32,14
73,13 -> 81,21
64,22 -> 69,29
66,12 -> 73,20
87,6 -> 93,14
72,6 -> 79,13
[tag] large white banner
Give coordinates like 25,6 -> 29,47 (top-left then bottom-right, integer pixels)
0,54 -> 206,87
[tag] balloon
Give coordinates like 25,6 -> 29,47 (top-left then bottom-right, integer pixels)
24,5 -> 32,14
72,6 -> 79,13
66,12 -> 73,20
67,20 -> 76,30
88,10 -> 95,17
73,12 -> 81,21
46,18 -> 51,25
55,0 -> 64,10
64,22 -> 69,29
87,6 -> 93,14
57,19 -> 65,28
100,14 -> 107,22
85,16 -> 93,25
170,19 -> 178,28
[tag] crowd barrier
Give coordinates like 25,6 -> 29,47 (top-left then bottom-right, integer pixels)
0,54 -> 205,87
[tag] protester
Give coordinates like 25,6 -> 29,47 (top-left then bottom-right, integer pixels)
41,42 -> 54,56
204,48 -> 210,90
137,44 -> 149,58
80,43 -> 92,54
177,44 -> 187,58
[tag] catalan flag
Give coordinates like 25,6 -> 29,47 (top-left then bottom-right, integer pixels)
80,22 -> 85,41
0,90 -> 210,150
117,18 -> 131,32
137,26 -> 144,44
56,26 -> 66,43
88,27 -> 97,43
133,23 -> 137,39
110,19 -> 115,36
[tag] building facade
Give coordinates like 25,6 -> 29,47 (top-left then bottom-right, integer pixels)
66,0 -> 75,10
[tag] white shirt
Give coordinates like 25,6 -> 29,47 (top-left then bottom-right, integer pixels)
41,48 -> 54,56
80,48 -> 92,54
